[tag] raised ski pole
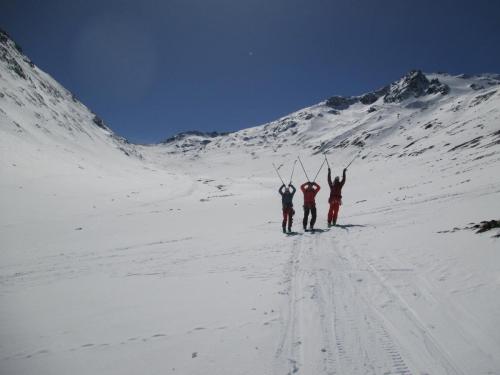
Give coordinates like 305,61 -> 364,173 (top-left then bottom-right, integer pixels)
312,158 -> 326,183
345,151 -> 370,169
324,153 -> 331,169
272,163 -> 286,186
297,156 -> 310,181
345,152 -> 360,169
289,159 -> 298,185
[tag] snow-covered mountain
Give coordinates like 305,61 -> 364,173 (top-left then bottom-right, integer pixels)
157,69 -> 500,160
0,28 -> 140,166
1,29 -> 500,375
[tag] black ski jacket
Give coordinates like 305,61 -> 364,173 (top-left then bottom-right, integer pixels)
279,184 -> 296,208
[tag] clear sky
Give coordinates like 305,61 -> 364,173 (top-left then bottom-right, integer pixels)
2,0 -> 500,143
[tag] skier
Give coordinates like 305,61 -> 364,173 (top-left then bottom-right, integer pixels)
279,183 -> 296,233
300,181 -> 320,231
327,167 -> 347,226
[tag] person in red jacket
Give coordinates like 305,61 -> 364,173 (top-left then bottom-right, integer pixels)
327,167 -> 347,226
300,181 -> 320,231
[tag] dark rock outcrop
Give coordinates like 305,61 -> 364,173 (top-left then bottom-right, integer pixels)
325,96 -> 359,110
92,115 -> 109,130
161,130 -> 229,144
384,70 -> 449,103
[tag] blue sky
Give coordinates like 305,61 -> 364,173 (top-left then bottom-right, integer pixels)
2,0 -> 500,143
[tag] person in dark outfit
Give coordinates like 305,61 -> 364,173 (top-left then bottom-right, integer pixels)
300,181 -> 320,231
279,184 -> 296,233
327,167 -> 347,226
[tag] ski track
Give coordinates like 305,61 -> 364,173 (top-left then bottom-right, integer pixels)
273,225 -> 497,375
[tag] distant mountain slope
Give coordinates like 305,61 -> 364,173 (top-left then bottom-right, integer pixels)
0,28 -> 140,171
156,70 -> 500,164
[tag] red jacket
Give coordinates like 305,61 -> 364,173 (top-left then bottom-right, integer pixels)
301,182 -> 320,207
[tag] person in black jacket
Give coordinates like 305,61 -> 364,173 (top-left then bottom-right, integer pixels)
279,184 -> 296,233
327,168 -> 346,226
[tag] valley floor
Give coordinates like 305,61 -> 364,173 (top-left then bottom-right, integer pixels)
1,150 -> 500,375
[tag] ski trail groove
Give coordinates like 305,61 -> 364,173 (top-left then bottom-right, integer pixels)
344,245 -> 467,375
322,233 -> 411,375
274,227 -> 474,375
274,235 -> 304,375
330,230 -> 467,375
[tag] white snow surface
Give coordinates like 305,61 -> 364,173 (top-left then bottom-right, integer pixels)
1,31 -> 500,374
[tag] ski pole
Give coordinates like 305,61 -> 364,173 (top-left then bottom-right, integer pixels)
312,158 -> 326,183
289,159 -> 297,185
345,152 -> 360,169
345,151 -> 370,169
324,153 -> 331,168
297,156 -> 310,181
272,163 -> 286,186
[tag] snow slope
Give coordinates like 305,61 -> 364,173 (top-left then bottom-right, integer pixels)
1,29 -> 500,375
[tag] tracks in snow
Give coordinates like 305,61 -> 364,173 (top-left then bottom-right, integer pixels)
273,229 -> 467,375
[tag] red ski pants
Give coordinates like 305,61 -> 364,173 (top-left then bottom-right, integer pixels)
282,207 -> 295,228
328,200 -> 341,224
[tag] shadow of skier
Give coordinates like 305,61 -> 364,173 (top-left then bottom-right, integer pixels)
307,228 -> 329,233
333,224 -> 367,231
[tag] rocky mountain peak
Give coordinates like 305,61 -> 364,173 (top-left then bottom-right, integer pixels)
325,70 -> 450,111
383,69 -> 449,103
